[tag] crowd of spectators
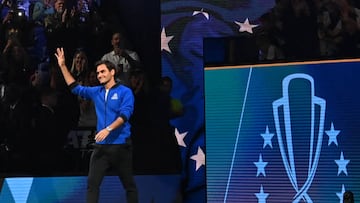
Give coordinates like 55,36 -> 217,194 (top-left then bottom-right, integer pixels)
254,0 -> 360,62
0,0 -> 182,176
0,0 -> 140,175
4,0 -> 359,176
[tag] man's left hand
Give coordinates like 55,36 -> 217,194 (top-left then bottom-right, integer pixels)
95,129 -> 110,142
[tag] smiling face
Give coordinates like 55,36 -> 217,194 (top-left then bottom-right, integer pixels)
96,64 -> 115,88
54,0 -> 65,13
74,52 -> 87,71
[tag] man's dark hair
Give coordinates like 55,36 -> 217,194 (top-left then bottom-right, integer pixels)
343,191 -> 354,203
94,60 -> 116,73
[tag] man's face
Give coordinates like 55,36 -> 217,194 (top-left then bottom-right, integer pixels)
96,64 -> 113,85
74,53 -> 87,70
111,33 -> 121,48
55,0 -> 65,13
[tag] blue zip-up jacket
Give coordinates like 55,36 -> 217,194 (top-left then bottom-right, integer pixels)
69,82 -> 134,144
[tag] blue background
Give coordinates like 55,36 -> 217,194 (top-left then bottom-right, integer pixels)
205,60 -> 360,202
161,1 -> 276,201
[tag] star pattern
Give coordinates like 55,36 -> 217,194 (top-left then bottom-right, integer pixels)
160,0 -> 356,201
255,185 -> 269,203
175,128 -> 187,147
258,92 -> 351,201
192,8 -> 209,20
325,122 -> 340,146
234,18 -> 258,34
335,151 -> 350,176
261,125 -> 274,149
161,27 -> 174,53
336,184 -> 346,202
191,146 -> 205,171
254,154 -> 268,177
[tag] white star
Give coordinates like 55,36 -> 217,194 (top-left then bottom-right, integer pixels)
255,185 -> 269,203
192,8 -> 209,20
254,154 -> 268,177
190,146 -> 205,171
335,151 -> 350,176
261,125 -> 274,149
175,128 -> 187,147
325,122 -> 340,146
336,184 -> 346,202
234,18 -> 258,34
161,27 -> 174,53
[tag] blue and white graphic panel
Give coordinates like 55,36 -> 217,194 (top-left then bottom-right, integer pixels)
205,59 -> 360,203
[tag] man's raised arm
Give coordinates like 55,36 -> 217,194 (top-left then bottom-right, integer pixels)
54,47 -> 76,85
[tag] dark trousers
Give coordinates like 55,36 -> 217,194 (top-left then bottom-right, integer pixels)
87,143 -> 138,203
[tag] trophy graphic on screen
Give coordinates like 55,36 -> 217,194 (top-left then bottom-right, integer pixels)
272,73 -> 326,203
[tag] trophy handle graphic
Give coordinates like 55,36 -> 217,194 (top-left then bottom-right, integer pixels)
273,73 -> 326,203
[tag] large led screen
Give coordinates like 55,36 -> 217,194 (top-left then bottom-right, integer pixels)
205,59 -> 360,202
0,175 -> 181,202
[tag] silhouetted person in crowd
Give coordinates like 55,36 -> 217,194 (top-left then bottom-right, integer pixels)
1,35 -> 34,86
50,59 -> 80,147
31,0 -> 54,25
31,87 -> 67,174
344,191 -> 355,203
136,76 -> 182,174
101,31 -> 140,86
77,68 -> 98,128
1,83 -> 34,172
44,0 -> 75,60
281,0 -> 320,60
160,76 -> 184,119
128,68 -> 150,173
